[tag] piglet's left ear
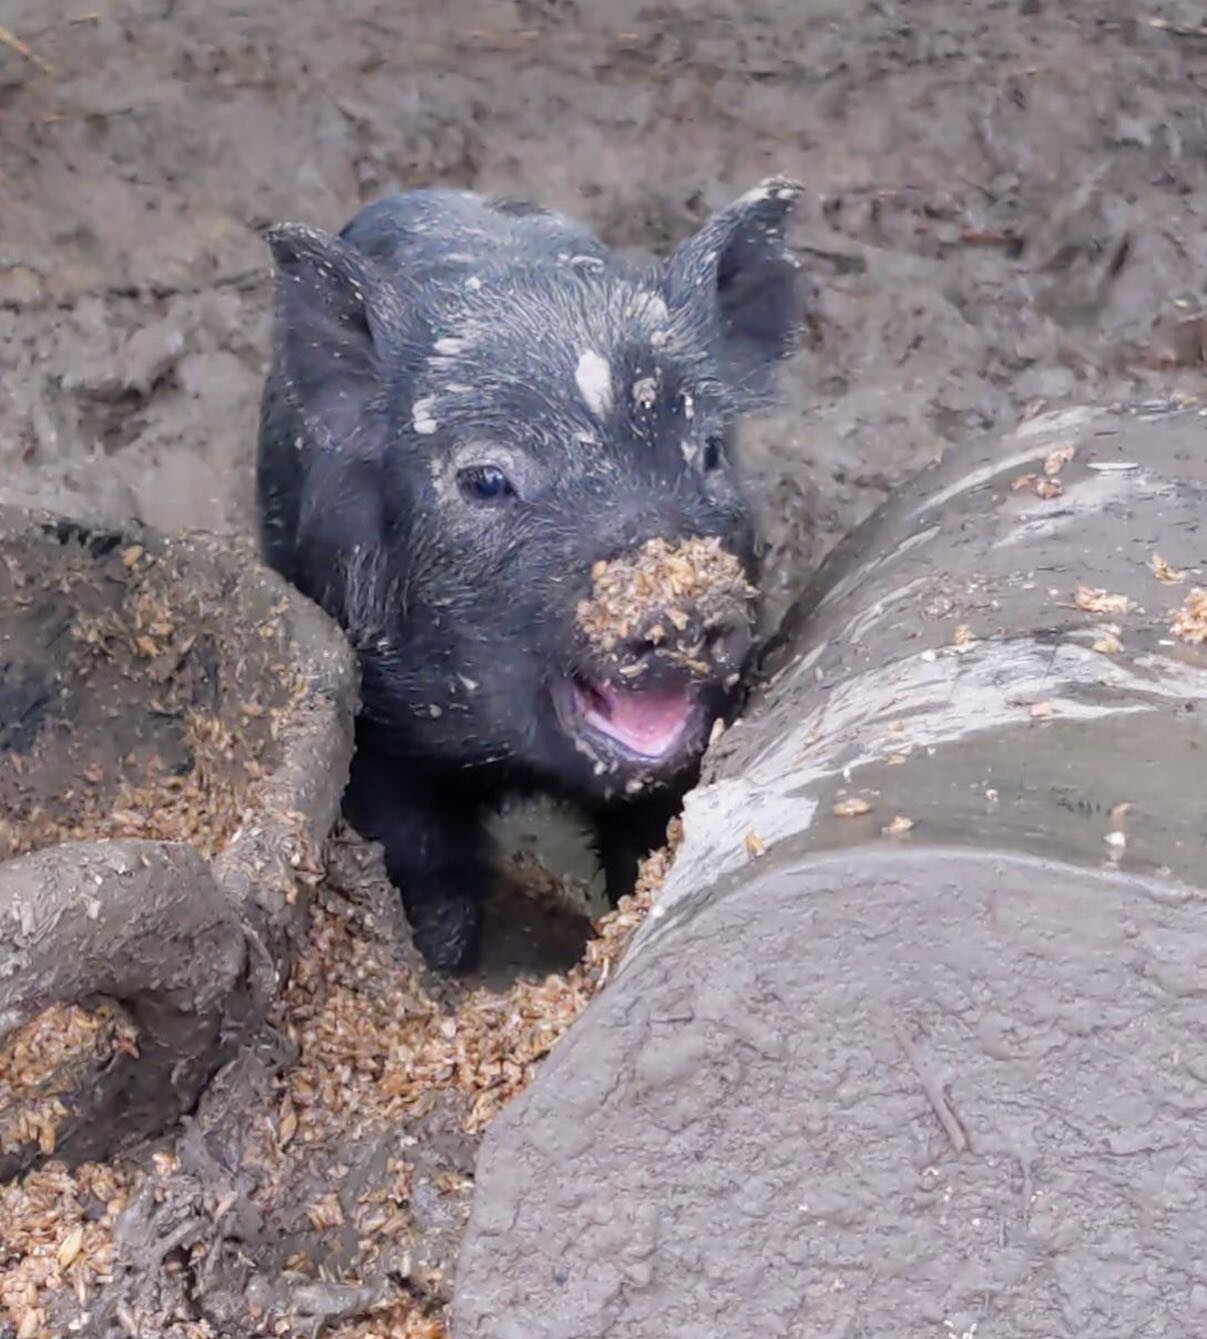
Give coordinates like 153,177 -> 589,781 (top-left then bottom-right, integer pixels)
669,176 -> 805,404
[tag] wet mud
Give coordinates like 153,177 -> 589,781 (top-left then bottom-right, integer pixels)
1,1 -> 1205,625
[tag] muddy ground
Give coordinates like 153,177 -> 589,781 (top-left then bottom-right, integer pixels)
3,1 -> 1205,620
1,0 -> 1206,1335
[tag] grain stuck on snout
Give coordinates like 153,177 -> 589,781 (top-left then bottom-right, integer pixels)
575,535 -> 756,657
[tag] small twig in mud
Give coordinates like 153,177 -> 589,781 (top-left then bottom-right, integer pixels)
892,1020 -> 969,1153
1146,17 -> 1207,41
0,25 -> 55,76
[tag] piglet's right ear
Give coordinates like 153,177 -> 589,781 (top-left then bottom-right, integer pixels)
265,222 -> 404,452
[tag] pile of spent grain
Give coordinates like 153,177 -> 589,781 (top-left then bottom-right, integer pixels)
576,535 -> 755,657
0,1160 -> 132,1337
257,817 -> 677,1187
0,1005 -> 137,1167
0,711 -> 273,863
0,820 -> 677,1338
252,820 -> 676,1335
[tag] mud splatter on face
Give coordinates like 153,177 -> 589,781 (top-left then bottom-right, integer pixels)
574,350 -> 613,418
412,397 -> 438,435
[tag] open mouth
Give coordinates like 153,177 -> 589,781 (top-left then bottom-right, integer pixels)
564,674 -> 697,763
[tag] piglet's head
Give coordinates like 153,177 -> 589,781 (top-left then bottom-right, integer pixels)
264,178 -> 804,801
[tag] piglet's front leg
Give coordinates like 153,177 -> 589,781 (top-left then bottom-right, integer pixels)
343,740 -> 489,972
593,789 -> 682,906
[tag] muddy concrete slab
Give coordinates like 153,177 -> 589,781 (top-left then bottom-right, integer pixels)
453,401 -> 1207,1337
653,400 -> 1207,928
455,847 -> 1207,1339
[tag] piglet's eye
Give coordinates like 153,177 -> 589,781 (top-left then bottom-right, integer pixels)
457,464 -> 516,503
702,434 -> 725,472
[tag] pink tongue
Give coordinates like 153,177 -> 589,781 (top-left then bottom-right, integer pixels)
587,682 -> 694,758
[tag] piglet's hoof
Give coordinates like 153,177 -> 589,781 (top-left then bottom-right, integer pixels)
407,891 -> 483,974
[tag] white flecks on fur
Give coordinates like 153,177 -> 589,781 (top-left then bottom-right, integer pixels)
682,392 -> 695,420
680,440 -> 698,465
573,430 -> 599,447
631,376 -> 658,409
575,349 -> 613,418
570,254 -> 605,270
412,397 -> 438,435
736,184 -> 772,206
465,275 -> 483,291
434,337 -> 466,354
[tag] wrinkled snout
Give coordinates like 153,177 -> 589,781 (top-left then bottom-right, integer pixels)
575,536 -> 758,686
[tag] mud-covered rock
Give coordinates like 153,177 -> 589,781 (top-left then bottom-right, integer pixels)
0,504 -> 357,1181
452,401 -> 1207,1338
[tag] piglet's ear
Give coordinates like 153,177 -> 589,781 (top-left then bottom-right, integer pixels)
264,222 -> 404,451
669,176 -> 805,404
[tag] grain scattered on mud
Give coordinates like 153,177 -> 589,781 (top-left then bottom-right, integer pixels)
1072,583 -> 1133,616
0,539 -> 296,865
1149,553 -> 1187,586
329,1306 -> 448,1339
1010,472 -> 1064,500
1042,444 -> 1075,476
1170,587 -> 1207,644
1092,626 -> 1123,655
0,710 -> 276,863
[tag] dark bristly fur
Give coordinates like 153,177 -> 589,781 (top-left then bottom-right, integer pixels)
255,179 -> 805,970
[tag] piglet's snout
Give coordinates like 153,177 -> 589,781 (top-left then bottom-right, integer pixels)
575,535 -> 758,682
616,600 -> 752,678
